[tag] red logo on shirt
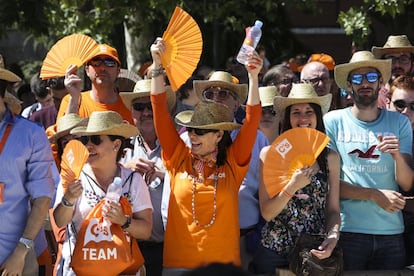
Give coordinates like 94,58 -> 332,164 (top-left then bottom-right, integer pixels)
348,145 -> 380,159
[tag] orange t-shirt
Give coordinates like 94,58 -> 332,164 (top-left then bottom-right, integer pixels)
151,93 -> 261,268
57,91 -> 134,124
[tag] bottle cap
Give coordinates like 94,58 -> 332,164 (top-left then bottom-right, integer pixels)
113,176 -> 122,185
254,20 -> 263,28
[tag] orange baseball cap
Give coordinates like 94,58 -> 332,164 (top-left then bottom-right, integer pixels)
88,44 -> 121,65
298,53 -> 336,71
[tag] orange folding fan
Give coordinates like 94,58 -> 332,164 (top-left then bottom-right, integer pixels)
161,6 -> 203,91
60,140 -> 89,192
262,128 -> 330,198
40,34 -> 98,80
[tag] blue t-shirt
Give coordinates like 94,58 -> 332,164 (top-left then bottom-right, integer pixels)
323,107 -> 412,235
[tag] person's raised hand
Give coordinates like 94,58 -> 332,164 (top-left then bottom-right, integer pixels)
64,64 -> 82,97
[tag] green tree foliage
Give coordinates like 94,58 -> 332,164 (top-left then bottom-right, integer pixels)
338,0 -> 414,48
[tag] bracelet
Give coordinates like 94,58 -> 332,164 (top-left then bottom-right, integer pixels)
150,67 -> 165,78
61,196 -> 74,207
281,189 -> 294,198
121,215 -> 131,229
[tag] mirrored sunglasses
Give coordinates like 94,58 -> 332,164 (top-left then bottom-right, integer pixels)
88,58 -> 117,68
393,100 -> 414,112
187,127 -> 216,136
132,102 -> 152,112
349,72 -> 380,85
79,135 -> 102,146
203,88 -> 235,101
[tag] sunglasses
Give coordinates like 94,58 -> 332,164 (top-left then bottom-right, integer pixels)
349,72 -> 380,85
393,100 -> 414,112
384,54 -> 412,65
203,88 -> 235,101
187,127 -> 216,136
88,58 -> 117,68
303,77 -> 329,85
270,78 -> 299,86
262,106 -> 277,116
79,135 -> 102,146
132,102 -> 152,112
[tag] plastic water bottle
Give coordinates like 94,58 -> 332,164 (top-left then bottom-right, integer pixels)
102,176 -> 122,227
236,20 -> 263,65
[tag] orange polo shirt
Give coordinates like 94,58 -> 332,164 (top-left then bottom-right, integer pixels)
57,91 -> 134,124
152,93 -> 261,268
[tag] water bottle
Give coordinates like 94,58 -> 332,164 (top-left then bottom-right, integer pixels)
236,20 -> 263,65
102,176 -> 122,227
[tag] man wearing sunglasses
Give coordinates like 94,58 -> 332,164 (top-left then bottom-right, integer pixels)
323,51 -> 413,271
372,35 -> 414,80
58,43 -> 134,124
386,75 -> 414,268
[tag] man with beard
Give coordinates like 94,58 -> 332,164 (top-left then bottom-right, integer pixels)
372,35 -> 414,80
323,51 -> 414,271
58,44 -> 133,124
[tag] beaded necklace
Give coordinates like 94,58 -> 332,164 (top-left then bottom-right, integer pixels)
191,165 -> 219,228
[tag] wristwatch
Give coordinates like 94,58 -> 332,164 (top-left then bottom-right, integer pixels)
19,237 -> 34,250
61,196 -> 74,207
121,215 -> 131,229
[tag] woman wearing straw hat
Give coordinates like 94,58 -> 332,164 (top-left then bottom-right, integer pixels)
250,83 -> 340,273
150,37 -> 262,275
53,111 -> 153,275
258,85 -> 281,143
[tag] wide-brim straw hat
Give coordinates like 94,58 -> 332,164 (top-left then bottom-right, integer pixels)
4,91 -> 22,114
334,51 -> 391,91
175,100 -> 241,130
120,79 -> 176,111
260,86 -> 280,107
273,83 -> 332,115
0,55 -> 21,82
71,111 -> 138,138
49,113 -> 89,143
193,71 -> 248,102
372,35 -> 414,58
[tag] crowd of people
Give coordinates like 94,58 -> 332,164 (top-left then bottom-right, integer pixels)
0,32 -> 414,276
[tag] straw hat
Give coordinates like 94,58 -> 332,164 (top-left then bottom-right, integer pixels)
334,51 -> 391,91
0,55 -> 21,82
49,113 -> 88,143
259,86 -> 280,107
71,111 -> 138,138
193,71 -> 248,102
120,79 -> 176,111
175,100 -> 241,130
372,35 -> 414,58
273,83 -> 332,115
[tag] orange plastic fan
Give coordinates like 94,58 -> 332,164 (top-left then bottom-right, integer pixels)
60,140 -> 89,192
40,34 -> 98,80
262,128 -> 330,198
161,6 -> 203,91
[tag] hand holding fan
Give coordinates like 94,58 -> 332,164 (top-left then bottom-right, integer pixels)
60,140 -> 89,192
40,34 -> 98,80
161,7 -> 203,91
263,128 -> 330,198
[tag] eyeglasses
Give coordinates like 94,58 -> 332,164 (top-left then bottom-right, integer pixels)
88,58 -> 117,68
393,100 -> 414,112
384,54 -> 412,65
262,106 -> 277,116
187,127 -> 216,136
270,78 -> 299,86
79,135 -> 102,146
302,77 -> 330,85
132,102 -> 152,112
203,87 -> 236,101
349,72 -> 380,85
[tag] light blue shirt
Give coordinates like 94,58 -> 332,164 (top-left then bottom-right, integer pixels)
324,107 -> 412,235
0,109 -> 55,264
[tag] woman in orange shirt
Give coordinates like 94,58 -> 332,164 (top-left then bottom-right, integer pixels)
150,37 -> 262,275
